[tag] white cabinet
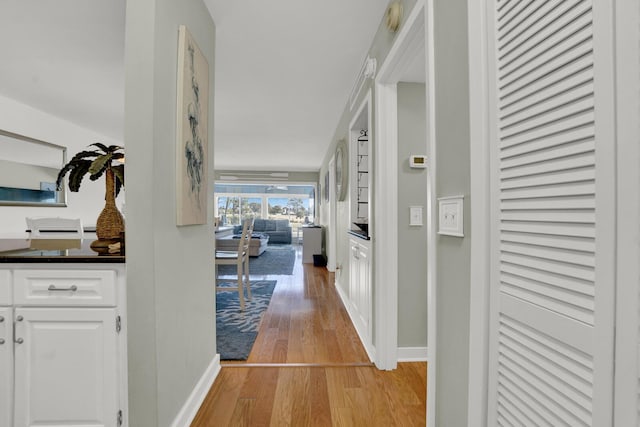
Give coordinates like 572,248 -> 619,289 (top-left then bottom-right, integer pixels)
0,307 -> 13,427
14,308 -> 119,427
0,266 -> 126,427
348,239 -> 371,347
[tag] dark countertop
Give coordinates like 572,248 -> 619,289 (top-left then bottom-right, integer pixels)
348,230 -> 371,241
0,236 -> 125,263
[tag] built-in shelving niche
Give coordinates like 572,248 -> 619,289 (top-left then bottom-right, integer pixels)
349,90 -> 372,238
355,130 -> 369,220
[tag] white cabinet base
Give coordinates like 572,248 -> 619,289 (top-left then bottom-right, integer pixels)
0,264 -> 127,427
13,308 -> 119,427
348,238 -> 372,353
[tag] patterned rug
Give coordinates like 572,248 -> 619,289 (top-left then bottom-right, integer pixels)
217,244 -> 295,276
216,280 -> 276,360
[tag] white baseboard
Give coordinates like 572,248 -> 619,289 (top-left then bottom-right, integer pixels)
397,346 -> 428,362
334,281 -> 376,362
171,354 -> 221,427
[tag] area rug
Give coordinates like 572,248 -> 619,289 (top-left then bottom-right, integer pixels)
217,244 -> 295,276
216,280 -> 276,360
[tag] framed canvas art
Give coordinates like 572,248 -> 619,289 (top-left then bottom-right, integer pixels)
176,25 -> 209,225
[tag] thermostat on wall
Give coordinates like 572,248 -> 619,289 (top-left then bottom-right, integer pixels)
410,155 -> 427,168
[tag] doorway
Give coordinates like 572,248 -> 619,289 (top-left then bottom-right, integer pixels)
374,0 -> 435,425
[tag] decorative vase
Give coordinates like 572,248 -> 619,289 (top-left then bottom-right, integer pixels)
91,168 -> 125,254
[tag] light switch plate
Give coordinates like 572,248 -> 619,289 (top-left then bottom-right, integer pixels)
438,196 -> 464,237
409,206 -> 423,226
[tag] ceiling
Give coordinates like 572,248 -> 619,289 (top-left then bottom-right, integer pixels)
204,0 -> 391,171
0,0 -> 392,172
0,0 -> 126,142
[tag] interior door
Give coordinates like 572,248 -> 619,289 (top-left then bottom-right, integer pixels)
485,0 -> 616,425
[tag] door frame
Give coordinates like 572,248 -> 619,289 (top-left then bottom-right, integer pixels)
328,156 -> 337,272
375,0 -> 437,424
466,0 -> 491,425
612,1 -> 640,424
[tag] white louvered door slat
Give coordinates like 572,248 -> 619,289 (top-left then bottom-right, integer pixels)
486,0 -> 616,425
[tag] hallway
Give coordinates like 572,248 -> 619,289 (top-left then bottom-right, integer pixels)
192,246 -> 427,426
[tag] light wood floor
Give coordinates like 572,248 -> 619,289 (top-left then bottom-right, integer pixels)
192,245 -> 426,426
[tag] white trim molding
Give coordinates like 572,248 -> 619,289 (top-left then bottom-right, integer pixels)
171,355 -> 221,427
373,82 -> 399,371
349,56 -> 377,111
374,0 -> 427,373
423,2 -> 438,427
397,347 -> 428,362
466,0 -> 491,426
612,0 -> 640,423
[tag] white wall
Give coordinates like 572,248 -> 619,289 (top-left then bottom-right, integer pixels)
0,95 -> 124,233
124,0 -> 216,425
0,160 -> 58,190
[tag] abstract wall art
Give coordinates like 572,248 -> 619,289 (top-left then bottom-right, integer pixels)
176,25 -> 209,225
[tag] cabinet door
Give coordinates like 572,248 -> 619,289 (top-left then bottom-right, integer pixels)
0,307 -> 13,427
13,308 -> 119,427
349,242 -> 359,301
357,245 -> 371,340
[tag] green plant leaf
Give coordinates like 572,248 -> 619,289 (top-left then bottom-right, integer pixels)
71,150 -> 101,161
112,164 -> 125,197
56,162 -> 75,191
88,154 -> 112,175
67,160 -> 92,192
57,144 -> 125,193
106,145 -> 124,153
89,167 -> 106,181
90,142 -> 110,153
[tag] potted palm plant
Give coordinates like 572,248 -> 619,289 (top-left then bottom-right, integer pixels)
56,143 -> 125,252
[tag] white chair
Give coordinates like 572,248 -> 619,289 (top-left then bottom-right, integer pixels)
26,217 -> 84,238
215,218 -> 254,309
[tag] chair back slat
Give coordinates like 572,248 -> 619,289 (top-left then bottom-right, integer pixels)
242,219 -> 254,252
26,217 -> 84,238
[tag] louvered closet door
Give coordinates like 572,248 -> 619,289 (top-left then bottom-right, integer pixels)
486,0 -> 616,425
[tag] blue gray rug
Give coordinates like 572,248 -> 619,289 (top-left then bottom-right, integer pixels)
217,244 -> 295,276
216,280 -> 276,360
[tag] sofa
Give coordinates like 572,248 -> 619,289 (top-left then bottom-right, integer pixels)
233,218 -> 292,244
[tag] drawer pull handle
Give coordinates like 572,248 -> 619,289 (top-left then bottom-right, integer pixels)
0,316 -> 3,322
48,285 -> 78,292
0,338 -> 4,345
15,338 -> 23,344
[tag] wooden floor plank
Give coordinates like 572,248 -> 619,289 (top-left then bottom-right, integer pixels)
239,368 -> 279,425
193,245 -> 426,426
228,398 -> 255,427
309,368 -> 332,427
